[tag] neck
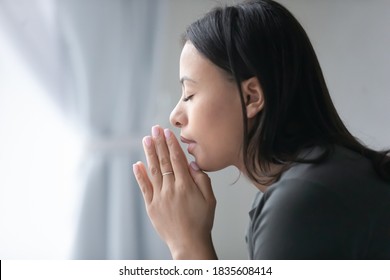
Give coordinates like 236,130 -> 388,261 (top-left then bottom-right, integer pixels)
236,160 -> 284,193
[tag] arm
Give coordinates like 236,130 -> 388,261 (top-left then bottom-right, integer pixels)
133,125 -> 217,259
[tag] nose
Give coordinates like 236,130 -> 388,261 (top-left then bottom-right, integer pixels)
169,102 -> 186,128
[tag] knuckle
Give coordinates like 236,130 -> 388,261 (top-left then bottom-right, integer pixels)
146,148 -> 156,158
171,149 -> 182,162
159,156 -> 170,167
154,136 -> 164,146
149,166 -> 159,176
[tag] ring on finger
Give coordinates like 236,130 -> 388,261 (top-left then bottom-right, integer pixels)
162,171 -> 174,176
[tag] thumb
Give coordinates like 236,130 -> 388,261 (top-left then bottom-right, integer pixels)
189,161 -> 216,204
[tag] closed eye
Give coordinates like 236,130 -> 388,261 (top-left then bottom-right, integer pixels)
182,95 -> 194,102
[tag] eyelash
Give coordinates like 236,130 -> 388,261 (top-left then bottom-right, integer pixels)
182,95 -> 194,102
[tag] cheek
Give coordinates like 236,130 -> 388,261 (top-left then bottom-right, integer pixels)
194,100 -> 243,170
196,136 -> 242,171
209,98 -> 243,139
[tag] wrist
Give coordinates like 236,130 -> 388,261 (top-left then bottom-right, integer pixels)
169,235 -> 218,260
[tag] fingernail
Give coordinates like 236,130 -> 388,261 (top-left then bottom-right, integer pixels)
143,136 -> 152,147
164,128 -> 171,139
152,126 -> 160,137
190,161 -> 200,171
133,163 -> 139,174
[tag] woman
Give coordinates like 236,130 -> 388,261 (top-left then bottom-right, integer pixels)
132,0 -> 390,259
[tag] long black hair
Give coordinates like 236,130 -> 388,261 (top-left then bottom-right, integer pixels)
184,0 -> 390,184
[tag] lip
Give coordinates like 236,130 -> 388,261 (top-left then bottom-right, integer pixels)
180,136 -> 195,144
180,136 -> 196,154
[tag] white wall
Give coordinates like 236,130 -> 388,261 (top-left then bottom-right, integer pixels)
157,0 -> 390,259
278,0 -> 390,150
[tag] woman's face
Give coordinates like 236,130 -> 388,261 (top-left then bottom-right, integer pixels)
170,42 -> 244,171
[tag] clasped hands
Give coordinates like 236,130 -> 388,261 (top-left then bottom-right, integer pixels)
132,125 -> 217,259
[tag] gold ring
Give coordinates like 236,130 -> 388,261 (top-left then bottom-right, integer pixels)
162,171 -> 174,176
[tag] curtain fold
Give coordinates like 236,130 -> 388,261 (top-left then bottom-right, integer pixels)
57,0 -> 170,259
0,0 -> 170,259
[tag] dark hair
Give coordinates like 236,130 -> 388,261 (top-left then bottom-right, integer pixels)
184,0 -> 390,184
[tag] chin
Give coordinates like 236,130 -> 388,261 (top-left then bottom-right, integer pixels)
195,157 -> 229,172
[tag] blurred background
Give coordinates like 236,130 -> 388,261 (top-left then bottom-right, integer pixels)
0,0 -> 389,259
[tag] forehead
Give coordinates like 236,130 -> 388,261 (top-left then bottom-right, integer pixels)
179,42 -> 228,83
180,41 -> 198,59
179,42 -> 205,73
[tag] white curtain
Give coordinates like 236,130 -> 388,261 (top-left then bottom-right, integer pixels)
0,0 -> 170,259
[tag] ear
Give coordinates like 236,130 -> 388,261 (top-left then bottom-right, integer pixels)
241,77 -> 264,119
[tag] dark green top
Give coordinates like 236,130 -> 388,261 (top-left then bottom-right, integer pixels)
247,146 -> 390,259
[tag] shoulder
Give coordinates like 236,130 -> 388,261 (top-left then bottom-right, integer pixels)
247,146 -> 390,259
248,177 -> 348,259
278,145 -> 390,204
252,177 -> 345,237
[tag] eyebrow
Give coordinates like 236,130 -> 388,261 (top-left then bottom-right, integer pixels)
179,76 -> 197,85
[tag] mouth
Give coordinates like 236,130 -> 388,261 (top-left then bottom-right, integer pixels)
180,136 -> 196,154
180,136 -> 195,144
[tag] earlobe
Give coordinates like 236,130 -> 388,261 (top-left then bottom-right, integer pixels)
242,77 -> 264,118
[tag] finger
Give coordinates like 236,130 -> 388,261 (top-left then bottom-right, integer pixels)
163,128 -> 190,177
143,135 -> 162,190
133,161 -> 153,204
152,125 -> 175,183
189,161 -> 216,205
